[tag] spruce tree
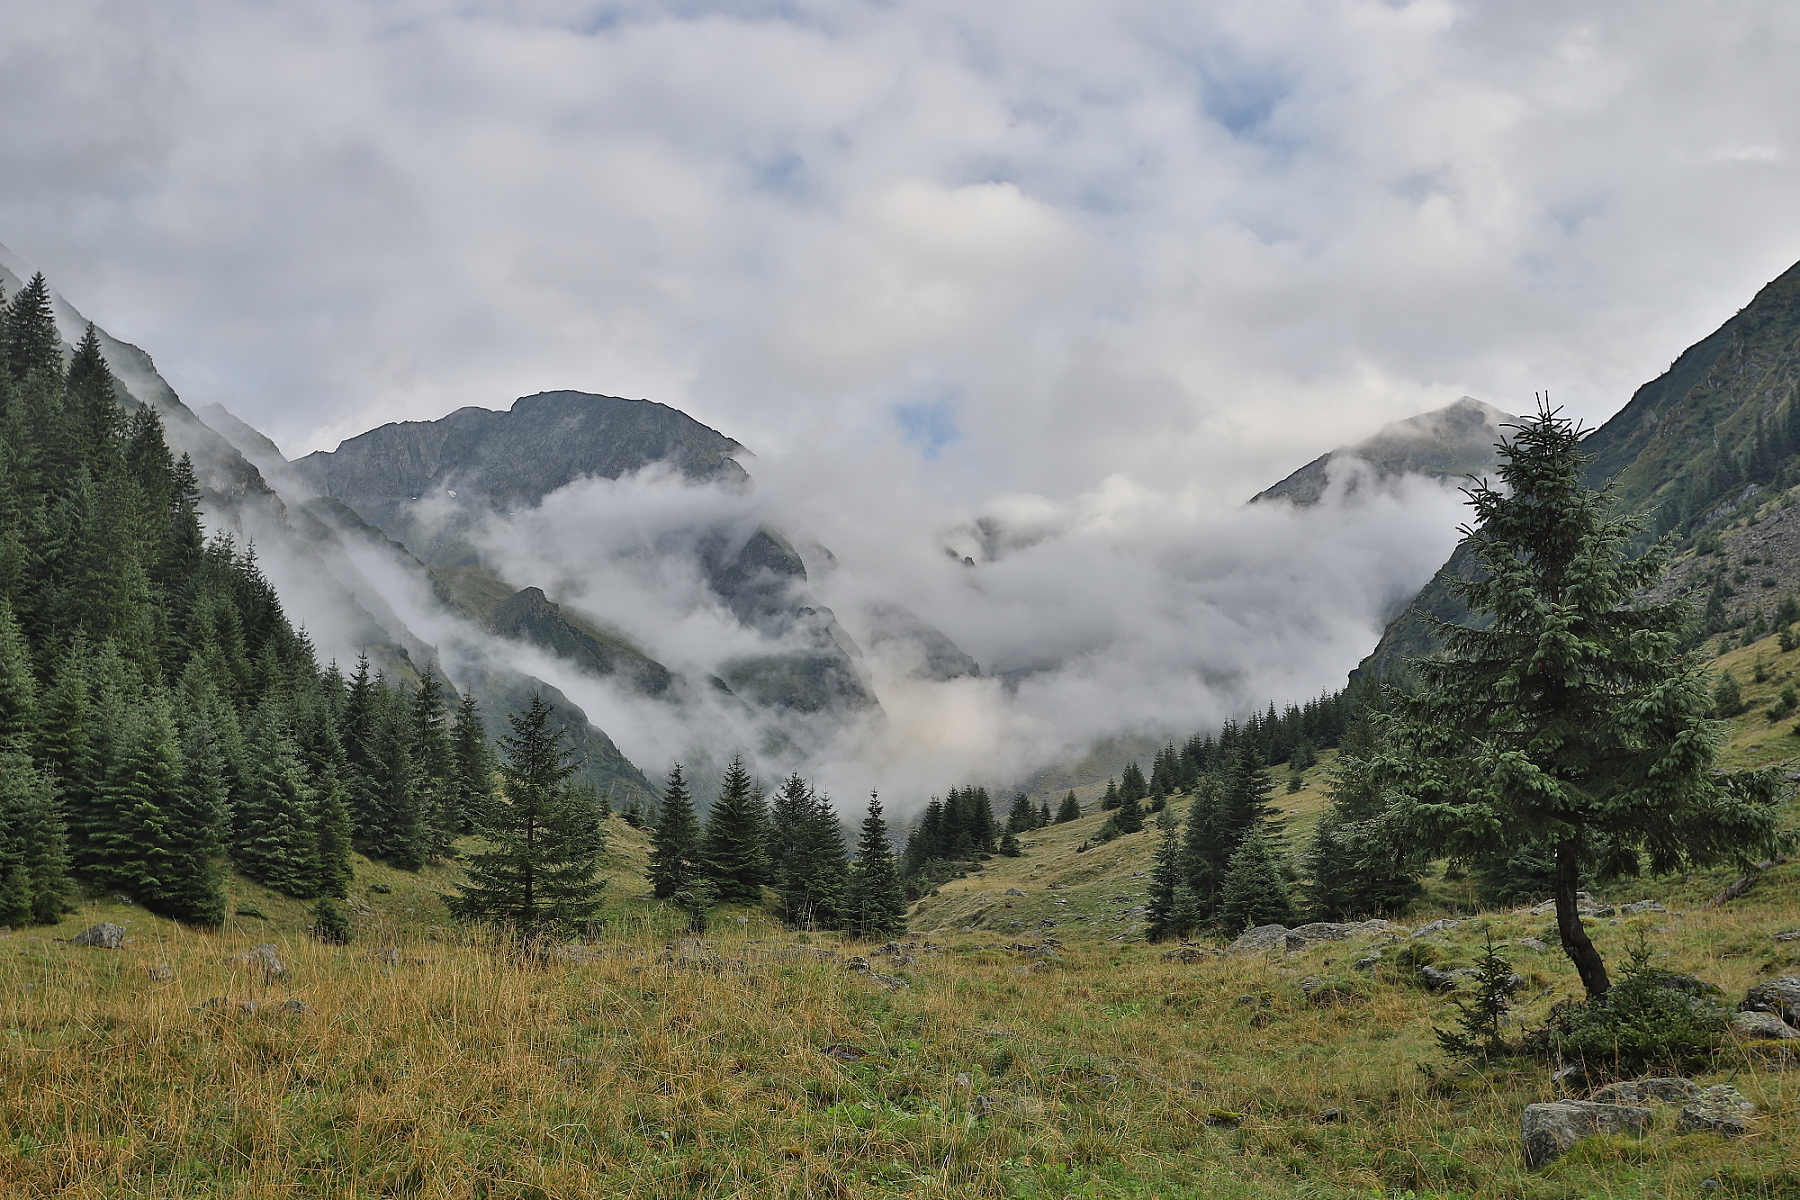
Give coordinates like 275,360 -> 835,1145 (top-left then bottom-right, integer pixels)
1372,403 -> 1785,996
448,691 -> 495,834
1143,824 -> 1187,940
1037,801 -> 1053,827
1055,792 -> 1081,823
1004,792 -> 1035,833
234,707 -> 322,898
1113,786 -> 1145,834
0,749 -> 69,926
702,756 -> 767,905
772,777 -> 849,929
0,601 -> 37,747
647,763 -> 702,900
2,274 -> 62,384
447,696 -> 606,935
1216,828 -> 1296,934
409,670 -> 456,858
844,792 -> 907,939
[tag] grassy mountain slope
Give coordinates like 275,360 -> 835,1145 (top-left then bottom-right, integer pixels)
6,742 -> 1796,1198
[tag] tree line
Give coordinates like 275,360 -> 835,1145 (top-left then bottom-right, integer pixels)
0,272 -> 574,932
645,759 -> 907,938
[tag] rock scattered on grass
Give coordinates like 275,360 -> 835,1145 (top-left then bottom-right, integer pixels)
1520,1100 -> 1651,1169
68,923 -> 127,949
229,944 -> 287,981
1732,1011 -> 1800,1039
1740,976 -> 1800,1026
1230,924 -> 1289,954
1676,1085 -> 1755,1136
1412,919 -> 1462,938
1590,1078 -> 1701,1104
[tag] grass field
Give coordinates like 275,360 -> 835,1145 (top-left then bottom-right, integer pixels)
3,767 -> 1799,1199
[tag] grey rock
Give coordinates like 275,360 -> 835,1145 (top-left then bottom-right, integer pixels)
1732,1011 -> 1800,1040
1515,938 -> 1549,953
1412,919 -> 1462,938
1004,888 -> 1026,897
1773,929 -> 1800,943
1520,1101 -> 1652,1168
230,944 -> 287,981
1421,966 -> 1480,992
1740,976 -> 1800,1026
1318,1107 -> 1345,1123
69,923 -> 128,949
1161,946 -> 1213,964
279,999 -> 314,1016
1230,924 -> 1290,954
1618,900 -> 1666,915
1352,952 -> 1383,973
820,1043 -> 869,1062
1590,1078 -> 1701,1104
1284,920 -> 1390,950
146,962 -> 174,983
1677,1085 -> 1755,1136
868,972 -> 910,990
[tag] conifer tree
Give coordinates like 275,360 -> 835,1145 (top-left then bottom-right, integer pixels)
772,776 -> 849,929
234,707 -> 322,898
1055,792 -> 1081,823
1372,403 -> 1785,997
647,763 -> 702,900
1216,828 -> 1296,933
447,695 -> 606,935
1119,761 -> 1148,806
2,274 -> 62,384
1113,786 -> 1146,834
448,690 -> 495,834
0,749 -> 69,925
702,756 -> 767,905
1100,778 -> 1120,810
1037,801 -> 1053,827
409,670 -> 456,858
998,828 -> 1021,856
844,792 -> 907,939
1004,792 -> 1035,833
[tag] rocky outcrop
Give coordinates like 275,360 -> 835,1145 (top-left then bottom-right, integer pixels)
1520,1101 -> 1652,1169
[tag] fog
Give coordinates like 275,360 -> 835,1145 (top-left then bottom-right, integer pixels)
426,444 -> 1471,806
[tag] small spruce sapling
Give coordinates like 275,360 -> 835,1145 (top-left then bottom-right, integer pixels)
1434,932 -> 1520,1060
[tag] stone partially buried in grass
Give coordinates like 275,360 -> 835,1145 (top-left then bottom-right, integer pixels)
1676,1085 -> 1756,1136
1520,1100 -> 1652,1169
68,923 -> 127,949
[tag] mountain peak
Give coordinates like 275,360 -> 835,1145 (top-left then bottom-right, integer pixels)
1250,396 -> 1521,506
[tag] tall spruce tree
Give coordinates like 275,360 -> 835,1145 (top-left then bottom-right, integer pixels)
646,763 -> 702,900
771,775 -> 849,929
702,756 -> 767,905
234,707 -> 322,899
447,695 -> 606,935
1371,403 -> 1785,997
1216,828 -> 1296,934
0,749 -> 69,926
1055,792 -> 1081,823
448,691 -> 495,834
844,792 -> 907,939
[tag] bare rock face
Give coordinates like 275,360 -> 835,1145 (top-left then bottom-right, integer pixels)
1520,1101 -> 1652,1169
69,923 -> 127,949
1676,1085 -> 1756,1136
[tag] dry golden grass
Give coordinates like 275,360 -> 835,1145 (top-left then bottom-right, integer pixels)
5,826 -> 1800,1200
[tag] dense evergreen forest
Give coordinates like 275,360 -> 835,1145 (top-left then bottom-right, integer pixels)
0,274 -> 498,929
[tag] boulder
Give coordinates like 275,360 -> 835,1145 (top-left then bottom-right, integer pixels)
1004,888 -> 1026,897
1421,966 -> 1480,992
1590,1078 -> 1701,1104
279,999 -> 314,1016
1412,919 -> 1462,939
1732,1011 -> 1800,1040
229,944 -> 287,981
1161,946 -> 1212,964
1351,951 -> 1383,973
69,923 -> 127,949
1515,938 -> 1549,953
1740,976 -> 1800,1026
1676,1085 -> 1755,1136
1520,1101 -> 1652,1168
1230,924 -> 1290,954
1618,900 -> 1667,916
1774,930 -> 1800,944
1284,920 -> 1390,950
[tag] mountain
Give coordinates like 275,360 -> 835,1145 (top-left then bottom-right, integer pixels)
1356,256 -> 1800,680
1250,396 -> 1521,506
286,391 -> 886,726
0,244 -> 656,806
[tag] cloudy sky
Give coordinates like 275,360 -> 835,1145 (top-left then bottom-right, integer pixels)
5,0 -> 1800,791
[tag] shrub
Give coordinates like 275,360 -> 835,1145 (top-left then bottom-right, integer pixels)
1548,936 -> 1727,1080
311,897 -> 351,944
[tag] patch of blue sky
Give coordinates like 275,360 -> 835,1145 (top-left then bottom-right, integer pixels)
892,392 -> 964,459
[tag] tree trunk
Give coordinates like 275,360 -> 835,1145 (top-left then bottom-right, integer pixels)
1554,838 -> 1610,997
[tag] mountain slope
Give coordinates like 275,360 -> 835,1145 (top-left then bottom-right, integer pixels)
1357,256 -> 1800,679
